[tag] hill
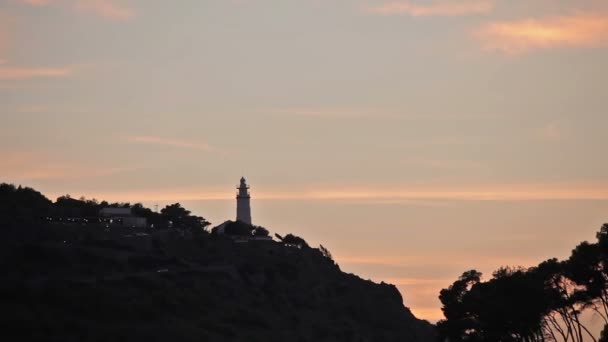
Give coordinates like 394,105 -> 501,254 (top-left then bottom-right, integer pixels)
0,183 -> 436,341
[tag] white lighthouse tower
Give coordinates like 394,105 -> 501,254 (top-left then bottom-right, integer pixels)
236,177 -> 252,224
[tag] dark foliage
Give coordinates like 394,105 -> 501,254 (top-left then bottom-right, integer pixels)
253,226 -> 270,237
438,225 -> 608,342
161,203 -> 210,231
0,183 -> 435,342
0,183 -> 210,232
282,234 -> 309,248
319,244 -> 333,261
0,183 -> 52,221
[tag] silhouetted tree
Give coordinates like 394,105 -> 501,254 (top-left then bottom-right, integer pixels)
222,221 -> 254,236
282,234 -> 309,248
161,203 -> 190,223
252,226 -> 269,237
160,203 -> 210,231
438,225 -> 608,342
0,183 -> 52,221
437,270 -> 482,341
319,244 -> 333,260
566,242 -> 607,324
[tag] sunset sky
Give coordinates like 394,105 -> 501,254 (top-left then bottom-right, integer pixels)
2,0 -> 608,322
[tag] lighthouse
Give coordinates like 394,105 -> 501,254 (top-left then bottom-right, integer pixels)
236,177 -> 252,224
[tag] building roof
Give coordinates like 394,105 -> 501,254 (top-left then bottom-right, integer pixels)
99,207 -> 133,217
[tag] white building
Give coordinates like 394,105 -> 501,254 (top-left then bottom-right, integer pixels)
236,177 -> 252,224
213,177 -> 261,237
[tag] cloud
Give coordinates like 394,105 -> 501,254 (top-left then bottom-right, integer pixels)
0,11 -> 75,82
337,253 -> 542,269
19,0 -> 133,21
367,0 -> 493,16
260,108 -> 410,119
400,156 -> 485,170
295,184 -> 608,201
1,152 -> 136,181
475,13 -> 608,53
126,136 -> 215,152
74,0 -> 133,20
264,107 -> 497,121
55,181 -> 608,204
125,135 -> 234,157
0,66 -> 73,80
267,108 -> 389,119
21,0 -> 54,5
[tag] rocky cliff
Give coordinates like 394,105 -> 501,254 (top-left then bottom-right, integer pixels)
1,227 -> 435,342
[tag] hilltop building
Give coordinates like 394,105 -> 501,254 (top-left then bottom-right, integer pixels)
213,177 -> 271,241
236,177 -> 252,224
215,177 -> 253,235
99,207 -> 147,228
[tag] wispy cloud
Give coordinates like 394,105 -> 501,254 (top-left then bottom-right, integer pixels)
21,0 -> 53,5
19,0 -> 133,21
57,181 -> 608,203
264,107 -> 498,121
1,152 -> 137,181
0,11 -> 76,82
265,107 -> 402,119
294,184 -> 608,201
15,104 -> 50,113
74,0 -> 133,20
367,0 -> 493,16
475,13 -> 608,53
0,65 -> 73,80
126,136 -> 215,152
400,156 -> 485,171
338,253 -> 543,268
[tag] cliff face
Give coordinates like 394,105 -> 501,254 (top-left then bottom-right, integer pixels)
2,228 -> 435,342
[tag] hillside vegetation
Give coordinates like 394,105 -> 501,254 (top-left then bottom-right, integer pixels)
0,183 -> 435,342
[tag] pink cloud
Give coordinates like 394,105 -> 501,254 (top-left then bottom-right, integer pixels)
21,0 -> 55,6
338,253 -> 543,268
74,0 -> 133,21
19,0 -> 133,21
476,13 -> 608,53
1,152 -> 137,181
367,0 -> 493,16
0,66 -> 73,80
